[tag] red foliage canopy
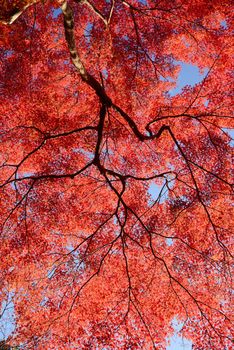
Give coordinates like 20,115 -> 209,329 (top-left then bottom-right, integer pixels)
0,0 -> 233,349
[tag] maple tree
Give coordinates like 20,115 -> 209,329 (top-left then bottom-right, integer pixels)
0,0 -> 233,349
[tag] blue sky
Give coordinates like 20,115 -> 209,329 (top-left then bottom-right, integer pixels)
167,319 -> 192,350
169,62 -> 208,96
0,294 -> 15,341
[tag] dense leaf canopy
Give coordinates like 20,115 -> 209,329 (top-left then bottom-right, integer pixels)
0,0 -> 233,349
